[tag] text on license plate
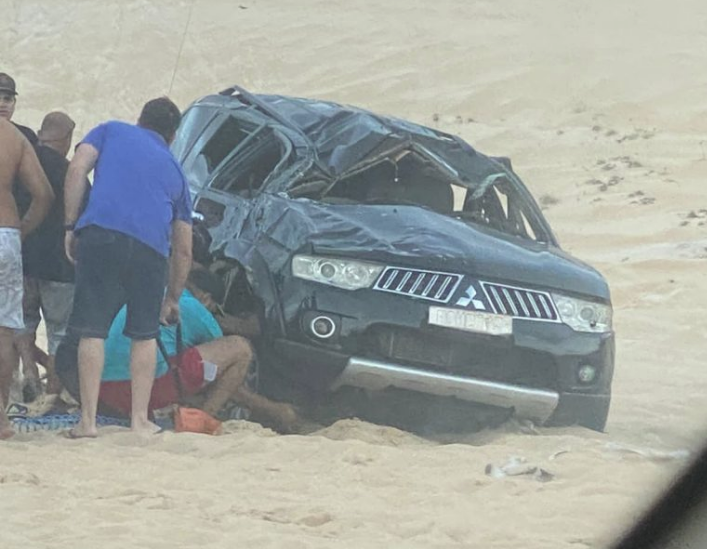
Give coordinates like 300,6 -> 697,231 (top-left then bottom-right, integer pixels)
428,306 -> 513,336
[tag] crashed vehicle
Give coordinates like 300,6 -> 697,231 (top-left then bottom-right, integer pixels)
171,85 -> 615,431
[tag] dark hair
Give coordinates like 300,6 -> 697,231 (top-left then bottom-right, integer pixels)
192,217 -> 213,265
188,268 -> 225,303
138,97 -> 181,142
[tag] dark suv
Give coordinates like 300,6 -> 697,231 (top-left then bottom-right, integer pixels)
172,86 -> 615,431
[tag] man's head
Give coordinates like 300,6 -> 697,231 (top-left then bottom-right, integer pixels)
37,111 -> 76,157
137,97 -> 181,144
0,73 -> 18,121
186,268 -> 226,314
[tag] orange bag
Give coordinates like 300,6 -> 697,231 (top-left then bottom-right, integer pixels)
173,407 -> 222,435
159,325 -> 222,436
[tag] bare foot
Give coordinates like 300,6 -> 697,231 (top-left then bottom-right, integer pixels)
274,403 -> 300,433
1,409 -> 15,440
66,420 -> 98,439
130,418 -> 162,435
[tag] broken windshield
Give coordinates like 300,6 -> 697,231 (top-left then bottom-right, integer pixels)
291,148 -> 550,243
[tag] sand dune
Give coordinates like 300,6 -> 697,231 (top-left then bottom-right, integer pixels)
2,0 -> 707,547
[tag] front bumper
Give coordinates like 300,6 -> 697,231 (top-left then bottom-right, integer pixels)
263,278 -> 615,425
331,356 -> 559,422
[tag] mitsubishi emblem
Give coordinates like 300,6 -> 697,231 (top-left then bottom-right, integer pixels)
456,284 -> 487,310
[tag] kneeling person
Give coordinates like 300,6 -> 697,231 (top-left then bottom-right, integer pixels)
55,271 -> 297,432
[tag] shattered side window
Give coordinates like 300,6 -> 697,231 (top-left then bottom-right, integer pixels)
461,178 -> 544,241
200,116 -> 257,173
210,128 -> 286,197
171,106 -> 217,162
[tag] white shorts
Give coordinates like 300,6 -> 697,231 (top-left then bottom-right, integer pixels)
0,228 -> 23,330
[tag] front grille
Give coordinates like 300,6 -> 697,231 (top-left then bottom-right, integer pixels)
364,326 -> 558,391
482,282 -> 558,321
373,267 -> 462,303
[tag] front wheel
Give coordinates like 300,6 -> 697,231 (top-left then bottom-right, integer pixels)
546,392 -> 611,432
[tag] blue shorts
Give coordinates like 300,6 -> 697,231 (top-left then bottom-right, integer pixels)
68,226 -> 167,340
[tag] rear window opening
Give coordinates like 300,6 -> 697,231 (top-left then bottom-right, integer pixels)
314,150 -> 546,242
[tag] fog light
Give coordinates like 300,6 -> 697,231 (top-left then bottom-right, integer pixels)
578,364 -> 597,384
310,315 -> 336,339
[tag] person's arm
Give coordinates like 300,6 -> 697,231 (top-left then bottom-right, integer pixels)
160,220 -> 193,325
185,298 -> 224,346
17,140 -> 54,239
64,144 -> 98,263
215,312 -> 261,338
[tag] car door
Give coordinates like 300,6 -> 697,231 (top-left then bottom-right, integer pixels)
192,117 -> 287,254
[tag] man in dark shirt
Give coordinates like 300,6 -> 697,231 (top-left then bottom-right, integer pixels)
14,112 -> 77,407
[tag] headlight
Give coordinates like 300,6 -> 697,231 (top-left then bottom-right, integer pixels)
292,255 -> 384,290
551,293 -> 613,333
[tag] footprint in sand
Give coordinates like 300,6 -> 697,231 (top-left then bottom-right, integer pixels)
247,506 -> 334,528
628,191 -> 656,206
616,128 -> 656,143
298,512 -> 335,528
0,472 -> 41,485
584,176 -> 621,193
596,156 -> 643,170
590,124 -> 620,138
587,157 -> 658,202
679,209 -> 707,227
538,194 -> 560,210
610,155 -> 643,168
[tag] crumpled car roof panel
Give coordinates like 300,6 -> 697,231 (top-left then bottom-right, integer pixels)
214,87 -> 511,186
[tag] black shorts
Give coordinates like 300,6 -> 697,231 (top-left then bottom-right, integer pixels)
68,226 -> 167,340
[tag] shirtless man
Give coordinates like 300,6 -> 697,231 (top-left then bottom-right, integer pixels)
0,119 -> 54,439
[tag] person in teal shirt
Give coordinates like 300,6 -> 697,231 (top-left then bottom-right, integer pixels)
102,289 -> 222,382
55,269 -> 298,432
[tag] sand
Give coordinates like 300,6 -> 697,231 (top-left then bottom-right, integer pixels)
2,0 -> 707,547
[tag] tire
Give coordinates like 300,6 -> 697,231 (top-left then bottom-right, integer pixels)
546,392 -> 611,432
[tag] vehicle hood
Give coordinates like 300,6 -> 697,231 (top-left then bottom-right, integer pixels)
242,195 -> 610,301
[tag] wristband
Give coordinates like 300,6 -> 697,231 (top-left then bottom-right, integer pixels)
64,223 -> 76,231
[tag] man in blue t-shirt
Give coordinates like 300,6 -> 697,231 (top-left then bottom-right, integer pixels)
63,97 -> 193,438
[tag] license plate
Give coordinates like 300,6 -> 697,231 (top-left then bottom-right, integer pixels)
428,306 -> 512,336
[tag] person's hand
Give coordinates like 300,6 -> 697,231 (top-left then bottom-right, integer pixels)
201,293 -> 218,314
160,297 -> 180,326
65,230 -> 77,264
